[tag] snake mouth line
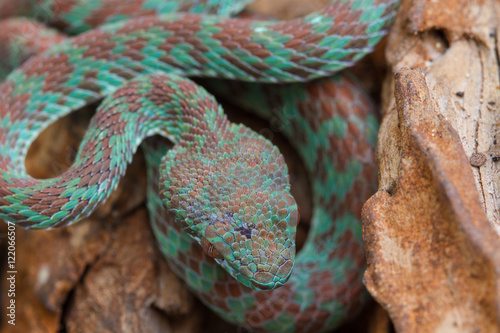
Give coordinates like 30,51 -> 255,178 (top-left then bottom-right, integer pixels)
250,279 -> 277,291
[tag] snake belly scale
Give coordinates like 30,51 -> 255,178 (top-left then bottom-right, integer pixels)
0,0 -> 400,331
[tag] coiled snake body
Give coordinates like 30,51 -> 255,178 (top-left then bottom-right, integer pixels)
0,0 -> 399,331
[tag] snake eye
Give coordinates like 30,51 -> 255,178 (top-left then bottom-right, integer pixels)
200,237 -> 224,259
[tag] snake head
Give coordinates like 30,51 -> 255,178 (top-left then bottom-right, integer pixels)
161,123 -> 299,291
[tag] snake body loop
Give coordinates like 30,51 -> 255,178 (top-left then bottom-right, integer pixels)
0,0 -> 400,331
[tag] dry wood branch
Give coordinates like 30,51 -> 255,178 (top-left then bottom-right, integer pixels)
362,0 -> 500,330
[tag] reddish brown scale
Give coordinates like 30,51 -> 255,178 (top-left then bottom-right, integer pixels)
228,283 -> 242,298
378,0 -> 400,18
85,2 -> 156,28
35,53 -> 74,94
179,77 -> 201,95
345,270 -> 360,286
51,0 -> 78,14
334,1 -> 372,30
294,303 -> 328,325
343,35 -> 370,52
298,81 -> 354,131
214,281 -> 231,299
73,29 -> 115,58
121,35 -> 150,62
0,0 -> 34,19
309,268 -> 359,309
79,164 -> 95,181
211,294 -> 232,312
0,83 -> 15,119
29,203 -> 51,214
298,99 -> 321,132
187,256 -> 203,274
74,69 -> 99,93
283,29 -> 310,50
245,304 -> 272,324
243,296 -> 280,326
362,163 -> 376,186
213,19 -> 253,47
290,308 -> 331,330
222,54 -> 267,79
268,19 -> 330,76
90,163 -> 104,177
176,248 -> 188,266
355,140 -> 375,163
313,149 -> 327,183
214,19 -> 274,75
285,300 -> 301,315
327,229 -> 353,261
313,222 -> 338,253
337,138 -> 355,171
348,242 -> 364,267
144,83 -> 177,106
310,271 -> 337,300
187,47 -> 210,68
19,187 -> 65,217
49,197 -> 70,208
77,174 -> 92,188
9,101 -> 38,127
4,97 -> 35,126
318,195 -> 348,226
258,305 -> 276,322
66,199 -> 91,221
288,61 -> 326,78
98,170 -> 111,184
354,245 -> 366,269
286,119 -> 307,146
104,112 -> 128,135
154,16 -> 203,60
336,99 -> 355,120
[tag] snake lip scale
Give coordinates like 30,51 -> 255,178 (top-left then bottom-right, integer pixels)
0,0 -> 400,332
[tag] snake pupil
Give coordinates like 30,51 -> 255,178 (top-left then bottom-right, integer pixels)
234,223 -> 254,239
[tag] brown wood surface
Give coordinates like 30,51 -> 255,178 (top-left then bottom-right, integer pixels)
363,0 -> 500,332
2,0 -> 499,332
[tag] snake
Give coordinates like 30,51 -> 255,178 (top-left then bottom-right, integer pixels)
0,0 -> 399,331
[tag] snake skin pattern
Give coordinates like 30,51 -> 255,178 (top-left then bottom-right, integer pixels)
0,0 -> 400,331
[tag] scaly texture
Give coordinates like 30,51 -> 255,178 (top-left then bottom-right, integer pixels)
148,75 -> 379,331
0,0 -> 399,331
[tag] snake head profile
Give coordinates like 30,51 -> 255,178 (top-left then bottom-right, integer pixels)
160,123 -> 299,291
